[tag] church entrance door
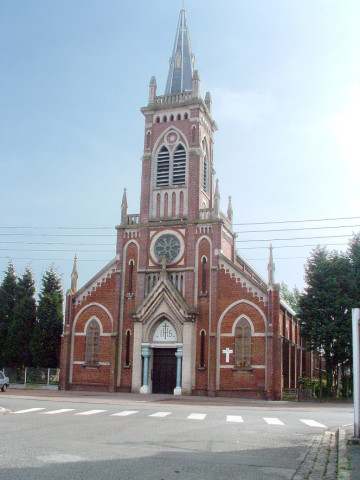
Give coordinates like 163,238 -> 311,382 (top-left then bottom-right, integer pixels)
152,348 -> 177,394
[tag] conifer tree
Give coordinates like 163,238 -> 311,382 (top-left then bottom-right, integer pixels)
31,267 -> 64,368
0,262 -> 17,367
6,267 -> 36,367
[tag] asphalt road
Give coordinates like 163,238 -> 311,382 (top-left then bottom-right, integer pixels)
0,391 -> 353,480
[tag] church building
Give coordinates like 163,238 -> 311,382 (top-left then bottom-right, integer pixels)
59,8 -> 314,399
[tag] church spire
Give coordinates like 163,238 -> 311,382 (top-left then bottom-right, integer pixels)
165,7 -> 195,94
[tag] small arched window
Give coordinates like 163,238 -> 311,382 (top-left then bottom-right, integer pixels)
177,113 -> 181,121
85,319 -> 100,367
201,257 -> 207,294
155,116 -> 160,124
125,330 -> 131,366
235,318 -> 252,368
128,260 -> 134,295
191,125 -> 196,144
146,131 -> 151,149
200,330 -> 206,368
184,112 -> 189,120
170,114 -> 174,121
163,115 -> 167,122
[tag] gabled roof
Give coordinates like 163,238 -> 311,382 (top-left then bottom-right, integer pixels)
165,8 -> 195,94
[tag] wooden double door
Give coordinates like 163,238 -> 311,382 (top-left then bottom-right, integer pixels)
152,348 -> 177,394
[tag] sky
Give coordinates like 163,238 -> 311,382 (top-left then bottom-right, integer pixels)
1,0 -> 359,296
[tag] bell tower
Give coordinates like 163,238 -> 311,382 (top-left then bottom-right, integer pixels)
139,7 -> 218,225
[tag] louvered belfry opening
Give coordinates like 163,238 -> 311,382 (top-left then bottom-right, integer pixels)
172,144 -> 186,185
156,146 -> 170,186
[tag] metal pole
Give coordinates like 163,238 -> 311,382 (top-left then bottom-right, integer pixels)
352,308 -> 360,437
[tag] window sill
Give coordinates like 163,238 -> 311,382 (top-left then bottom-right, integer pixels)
83,364 -> 100,369
199,292 -> 208,297
232,366 -> 253,372
197,366 -> 206,371
123,364 -> 131,369
126,293 -> 134,299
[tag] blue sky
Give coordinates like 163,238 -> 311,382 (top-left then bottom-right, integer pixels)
1,0 -> 359,294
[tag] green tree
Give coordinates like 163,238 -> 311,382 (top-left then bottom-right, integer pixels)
348,233 -> 360,307
0,262 -> 17,367
5,267 -> 36,367
280,282 -> 301,313
31,267 -> 64,368
298,247 -> 352,395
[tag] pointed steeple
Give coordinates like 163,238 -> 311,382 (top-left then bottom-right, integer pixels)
70,254 -> 78,293
165,8 -> 195,94
267,244 -> 275,287
121,188 -> 128,225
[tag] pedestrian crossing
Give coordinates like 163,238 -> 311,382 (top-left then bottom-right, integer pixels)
10,407 -> 328,428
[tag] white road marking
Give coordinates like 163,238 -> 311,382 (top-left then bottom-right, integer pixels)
14,408 -> 46,414
75,410 -> 107,416
40,409 -> 75,415
263,417 -> 285,425
149,412 -> 172,418
300,419 -> 327,428
227,415 -> 244,423
187,413 -> 207,420
111,410 -> 139,417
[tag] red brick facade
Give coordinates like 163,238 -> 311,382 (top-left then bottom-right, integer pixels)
59,8 -> 315,399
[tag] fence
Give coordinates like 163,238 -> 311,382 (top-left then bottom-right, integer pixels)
1,367 -> 60,388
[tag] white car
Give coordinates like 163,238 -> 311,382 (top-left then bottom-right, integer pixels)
0,371 -> 9,392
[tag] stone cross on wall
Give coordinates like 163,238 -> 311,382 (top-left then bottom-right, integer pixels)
222,347 -> 233,363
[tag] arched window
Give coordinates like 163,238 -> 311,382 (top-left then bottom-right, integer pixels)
163,115 -> 167,122
170,114 -> 174,121
172,144 -> 186,185
200,330 -> 206,367
85,319 -> 100,367
156,146 -> 170,186
155,116 -> 160,123
201,257 -> 207,294
177,113 -> 181,121
184,112 -> 189,120
234,318 -> 252,368
125,330 -> 131,366
128,260 -> 134,295
146,131 -> 151,149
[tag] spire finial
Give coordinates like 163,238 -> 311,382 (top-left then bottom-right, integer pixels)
70,254 -> 78,293
182,0 -> 185,10
121,188 -> 128,225
214,179 -> 220,217
267,244 -> 275,287
227,196 -> 233,224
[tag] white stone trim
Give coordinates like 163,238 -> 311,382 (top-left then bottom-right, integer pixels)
72,361 -> 110,366
70,304 -> 114,384
220,364 -> 265,369
216,299 -> 267,390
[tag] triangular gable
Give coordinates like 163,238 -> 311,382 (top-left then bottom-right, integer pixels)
133,271 -> 197,325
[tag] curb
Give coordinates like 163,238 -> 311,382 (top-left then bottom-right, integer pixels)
292,427 -> 352,479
